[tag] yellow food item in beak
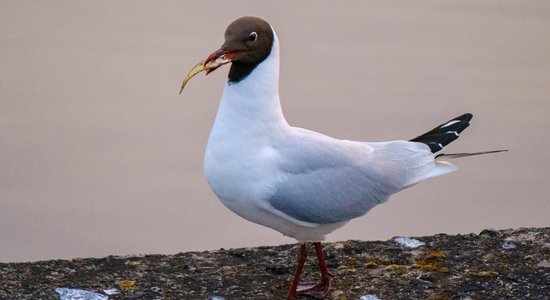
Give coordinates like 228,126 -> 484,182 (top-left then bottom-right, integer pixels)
179,53 -> 234,94
179,60 -> 208,94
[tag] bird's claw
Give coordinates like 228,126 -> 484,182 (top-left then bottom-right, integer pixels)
296,275 -> 331,299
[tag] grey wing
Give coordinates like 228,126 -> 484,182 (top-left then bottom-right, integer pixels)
267,131 -> 405,224
269,165 -> 388,224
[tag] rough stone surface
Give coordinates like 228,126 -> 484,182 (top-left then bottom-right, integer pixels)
1,227 -> 549,299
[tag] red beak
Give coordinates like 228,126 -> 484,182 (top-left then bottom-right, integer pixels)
204,49 -> 242,75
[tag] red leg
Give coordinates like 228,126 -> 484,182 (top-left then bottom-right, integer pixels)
314,242 -> 332,279
287,243 -> 307,300
296,242 -> 332,298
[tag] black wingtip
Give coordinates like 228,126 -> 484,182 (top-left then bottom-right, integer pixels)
410,113 -> 473,153
460,113 -> 473,121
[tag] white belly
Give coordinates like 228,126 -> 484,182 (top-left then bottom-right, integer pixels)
203,127 -> 346,242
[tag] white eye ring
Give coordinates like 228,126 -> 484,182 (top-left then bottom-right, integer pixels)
249,32 -> 258,42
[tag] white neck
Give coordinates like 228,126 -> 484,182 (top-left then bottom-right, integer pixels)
214,31 -> 288,131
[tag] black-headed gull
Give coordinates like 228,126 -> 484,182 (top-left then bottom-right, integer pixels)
180,16 -> 504,300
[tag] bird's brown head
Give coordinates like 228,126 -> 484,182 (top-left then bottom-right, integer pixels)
180,16 -> 274,94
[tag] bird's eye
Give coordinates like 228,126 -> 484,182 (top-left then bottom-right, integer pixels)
249,32 -> 258,42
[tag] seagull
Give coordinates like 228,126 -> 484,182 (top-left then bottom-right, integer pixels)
179,16 -> 505,300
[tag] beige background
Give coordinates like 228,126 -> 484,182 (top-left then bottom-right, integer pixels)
1,1 -> 549,262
